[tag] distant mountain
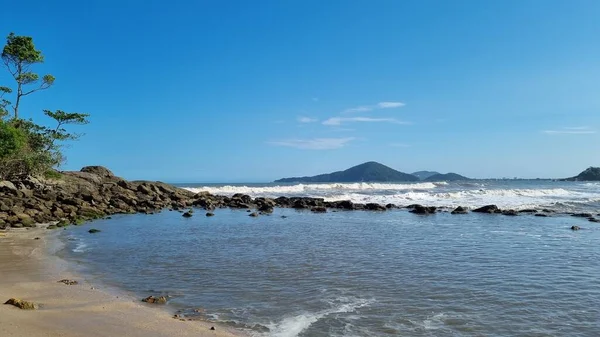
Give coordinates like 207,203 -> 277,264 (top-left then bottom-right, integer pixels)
424,172 -> 471,182
274,161 -> 420,183
411,171 -> 440,180
563,167 -> 600,181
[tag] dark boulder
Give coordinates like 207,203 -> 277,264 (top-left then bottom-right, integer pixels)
182,211 -> 193,218
410,205 -> 436,215
385,203 -> 397,209
80,166 -> 114,178
451,206 -> 468,214
4,298 -> 37,310
534,213 -> 548,217
142,296 -> 167,304
206,212 -> 215,217
571,225 -> 581,231
365,203 -> 386,211
472,205 -> 500,214
258,204 -> 274,214
502,210 -> 518,216
249,212 -> 259,217
88,228 -> 101,233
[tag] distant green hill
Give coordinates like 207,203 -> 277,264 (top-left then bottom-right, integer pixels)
563,167 -> 600,181
411,171 -> 440,180
424,172 -> 471,182
274,161 -> 419,183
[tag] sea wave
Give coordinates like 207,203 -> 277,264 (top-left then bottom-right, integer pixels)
323,188 -> 600,209
183,182 -> 444,196
265,297 -> 372,337
72,241 -> 88,253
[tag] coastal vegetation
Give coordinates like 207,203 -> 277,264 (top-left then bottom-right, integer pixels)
0,33 -> 89,180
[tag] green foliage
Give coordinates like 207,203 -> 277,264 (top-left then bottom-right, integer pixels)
0,121 -> 26,158
2,32 -> 54,119
2,33 -> 43,65
0,33 -> 89,180
43,169 -> 62,180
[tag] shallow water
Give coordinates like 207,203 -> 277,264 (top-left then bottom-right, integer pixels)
60,208 -> 600,337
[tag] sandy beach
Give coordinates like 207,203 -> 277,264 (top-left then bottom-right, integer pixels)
0,227 -> 243,337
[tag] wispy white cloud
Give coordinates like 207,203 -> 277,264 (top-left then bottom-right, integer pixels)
343,101 -> 405,114
377,102 -> 405,108
297,116 -> 318,123
323,117 -> 410,126
390,143 -> 410,148
268,137 -> 355,150
543,130 -> 596,135
543,126 -> 595,135
564,126 -> 591,130
342,106 -> 372,114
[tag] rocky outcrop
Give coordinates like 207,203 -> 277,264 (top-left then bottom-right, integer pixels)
0,166 -> 577,230
0,167 -> 203,229
4,298 -> 37,310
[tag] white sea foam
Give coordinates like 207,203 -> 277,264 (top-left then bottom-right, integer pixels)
323,188 -> 600,209
184,182 -> 600,211
266,298 -> 371,337
72,241 -> 88,253
184,182 -> 442,196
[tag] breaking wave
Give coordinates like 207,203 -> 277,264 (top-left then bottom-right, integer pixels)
183,182 -> 444,196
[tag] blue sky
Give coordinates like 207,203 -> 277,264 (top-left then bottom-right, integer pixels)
1,0 -> 600,182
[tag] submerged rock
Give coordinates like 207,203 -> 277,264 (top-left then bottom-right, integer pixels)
502,210 -> 519,216
571,213 -> 593,218
310,206 -> 327,213
248,212 -> 259,217
571,225 -> 581,231
518,209 -> 538,213
4,298 -> 37,310
182,211 -> 193,218
534,213 -> 548,217
142,296 -> 167,304
88,228 -> 101,234
205,212 -> 215,217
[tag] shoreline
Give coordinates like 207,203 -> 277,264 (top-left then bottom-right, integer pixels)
0,226 -> 245,337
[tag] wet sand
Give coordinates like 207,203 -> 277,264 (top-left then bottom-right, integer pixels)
0,227 -> 243,337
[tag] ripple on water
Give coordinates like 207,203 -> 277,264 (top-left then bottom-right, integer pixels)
60,209 -> 600,337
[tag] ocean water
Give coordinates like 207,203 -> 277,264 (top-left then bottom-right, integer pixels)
58,181 -> 600,336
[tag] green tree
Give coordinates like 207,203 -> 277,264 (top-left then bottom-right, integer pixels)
0,32 -> 89,179
1,32 -> 55,119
